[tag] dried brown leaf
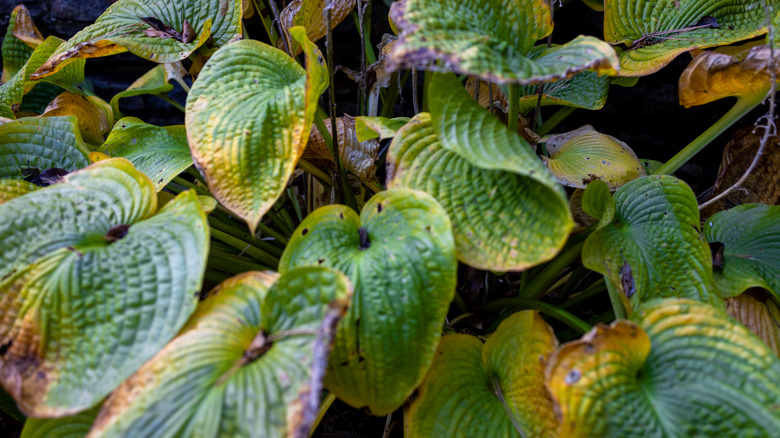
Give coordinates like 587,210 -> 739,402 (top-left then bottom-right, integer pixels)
726,289 -> 780,357
305,115 -> 379,185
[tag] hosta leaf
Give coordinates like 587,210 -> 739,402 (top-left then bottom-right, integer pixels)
0,36 -> 85,119
280,189 -> 457,415
0,179 -> 38,204
727,291 -> 780,356
542,125 -> 645,189
581,179 -> 615,230
389,0 -> 618,84
407,311 -> 559,438
605,0 -> 769,76
19,83 -> 65,115
87,267 -> 351,438
278,0 -> 356,53
41,92 -> 114,145
2,5 -> 41,82
31,0 -> 242,80
99,117 -> 192,191
355,116 -> 410,142
582,176 -> 719,310
306,116 -> 379,184
0,158 -> 209,416
547,298 -> 780,437
388,74 -> 572,271
187,27 -> 327,235
703,204 -> 780,299
21,405 -> 99,438
0,116 -> 90,180
679,44 -> 774,108
109,64 -> 179,117
517,71 -> 611,113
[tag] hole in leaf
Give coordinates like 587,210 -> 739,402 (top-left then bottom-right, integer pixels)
302,228 -> 309,236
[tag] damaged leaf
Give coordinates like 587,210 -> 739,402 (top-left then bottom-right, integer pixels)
278,0 -> 356,54
1,5 -> 43,82
389,0 -> 619,84
726,290 -> 780,356
41,92 -> 114,145
547,298 -> 780,437
407,311 -> 559,438
355,116 -> 410,142
306,115 -> 379,185
87,267 -> 351,438
542,125 -> 645,189
280,189 -> 457,415
0,158 -> 209,417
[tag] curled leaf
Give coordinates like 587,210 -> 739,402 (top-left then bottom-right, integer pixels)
680,44 -> 777,107
41,92 -> 114,145
542,125 -> 645,189
306,115 -> 379,185
727,290 -> 780,356
1,5 -> 43,82
278,0 -> 356,54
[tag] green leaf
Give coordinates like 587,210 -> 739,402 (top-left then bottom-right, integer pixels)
186,27 -> 328,235
389,0 -> 618,83
388,74 -> 572,271
1,5 -> 40,82
99,117 -> 192,191
548,298 -> 780,437
407,311 -> 559,438
0,158 -> 209,417
280,189 -> 457,415
704,204 -> 780,299
21,405 -> 99,438
582,175 -> 719,310
0,179 -> 39,204
87,267 -> 351,438
0,116 -> 90,180
31,0 -> 243,80
517,71 -> 611,113
0,36 -> 85,119
355,116 -> 410,142
581,179 -> 615,229
541,125 -> 645,189
605,0 -> 769,76
109,64 -> 176,117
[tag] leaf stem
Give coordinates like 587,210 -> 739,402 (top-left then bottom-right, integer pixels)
298,158 -> 333,189
507,83 -> 520,132
207,250 -> 273,273
484,299 -> 592,334
208,216 -> 283,257
653,95 -> 762,175
536,106 -> 576,136
518,242 -> 583,299
209,228 -> 279,268
308,393 -> 337,438
604,277 -> 627,320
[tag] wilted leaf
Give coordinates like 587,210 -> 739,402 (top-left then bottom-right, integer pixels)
680,44 -> 776,108
0,158 -> 209,417
703,204 -> 780,299
726,290 -> 780,356
306,115 -> 379,184
547,298 -> 780,437
41,92 -> 114,145
31,0 -> 242,79
0,116 -> 90,180
99,117 -> 192,191
355,116 -> 410,142
701,123 -> 780,217
388,74 -> 573,271
0,179 -> 39,204
21,405 -> 99,438
606,0 -> 769,76
542,125 -> 645,189
280,189 -> 457,415
88,267 -> 352,438
187,27 -> 327,234
389,0 -> 618,84
582,176 -> 719,310
278,0 -> 356,54
407,311 -> 559,438
1,5 -> 42,82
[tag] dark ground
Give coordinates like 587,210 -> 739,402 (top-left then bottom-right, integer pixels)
0,0 -> 771,436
